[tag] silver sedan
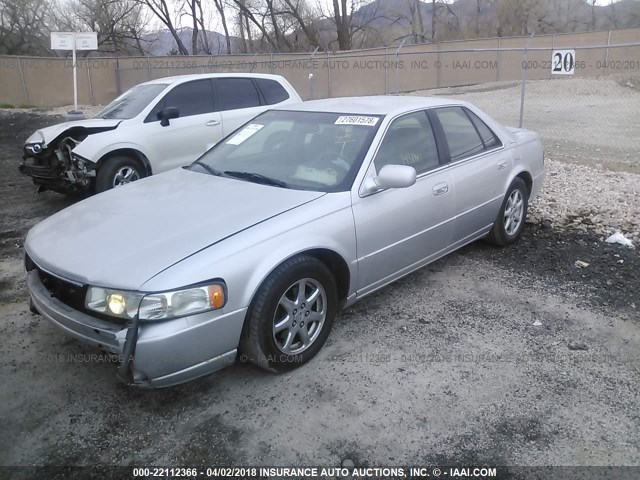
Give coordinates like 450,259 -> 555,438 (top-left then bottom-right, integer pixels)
24,96 -> 545,387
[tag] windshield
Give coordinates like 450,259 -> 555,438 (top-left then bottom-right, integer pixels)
189,110 -> 382,192
95,83 -> 169,120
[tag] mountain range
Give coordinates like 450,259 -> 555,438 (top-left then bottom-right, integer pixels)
141,0 -> 640,55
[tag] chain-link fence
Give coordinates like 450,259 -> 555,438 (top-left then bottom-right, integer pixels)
111,41 -> 640,165
1,30 -> 638,165
405,71 -> 640,168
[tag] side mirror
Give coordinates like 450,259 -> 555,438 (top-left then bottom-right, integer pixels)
158,106 -> 179,127
362,164 -> 416,194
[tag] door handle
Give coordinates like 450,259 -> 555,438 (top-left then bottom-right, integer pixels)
432,183 -> 449,196
497,160 -> 507,170
206,119 -> 220,127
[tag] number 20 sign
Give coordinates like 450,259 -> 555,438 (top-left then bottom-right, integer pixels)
552,49 -> 575,75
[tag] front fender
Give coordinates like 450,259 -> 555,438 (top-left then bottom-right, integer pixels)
72,133 -> 150,166
140,193 -> 357,314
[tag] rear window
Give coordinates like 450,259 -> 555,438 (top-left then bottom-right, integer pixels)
255,78 -> 290,105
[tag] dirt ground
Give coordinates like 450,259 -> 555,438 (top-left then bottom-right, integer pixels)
1,84 -> 639,476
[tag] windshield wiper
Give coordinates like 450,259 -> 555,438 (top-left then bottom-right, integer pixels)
192,160 -> 223,177
223,170 -> 288,188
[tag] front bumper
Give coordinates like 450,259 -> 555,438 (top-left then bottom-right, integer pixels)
19,160 -> 59,181
27,270 -> 246,387
20,152 -> 93,193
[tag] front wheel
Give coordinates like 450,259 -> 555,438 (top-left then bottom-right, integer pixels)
95,156 -> 146,193
486,177 -> 529,246
240,256 -> 338,372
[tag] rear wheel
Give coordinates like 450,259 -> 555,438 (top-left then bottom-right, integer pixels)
240,256 -> 338,372
95,156 -> 146,193
486,177 -> 529,246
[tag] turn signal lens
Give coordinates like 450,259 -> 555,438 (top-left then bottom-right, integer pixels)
208,284 -> 225,309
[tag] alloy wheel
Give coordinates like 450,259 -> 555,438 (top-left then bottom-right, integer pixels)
272,278 -> 327,355
504,189 -> 524,236
113,166 -> 140,187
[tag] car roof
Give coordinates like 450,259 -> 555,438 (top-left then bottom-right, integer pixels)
142,72 -> 287,86
271,95 -> 464,116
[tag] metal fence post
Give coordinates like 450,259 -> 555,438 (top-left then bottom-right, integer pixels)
115,57 -> 122,96
436,42 -> 441,88
519,33 -> 534,129
384,47 -> 388,94
395,39 -> 406,95
496,37 -> 501,82
550,35 -> 555,79
603,29 -> 612,75
326,51 -> 331,98
17,56 -> 29,106
309,46 -> 319,99
86,59 -> 95,106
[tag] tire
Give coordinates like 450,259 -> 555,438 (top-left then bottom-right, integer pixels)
95,156 -> 146,193
486,177 -> 529,246
240,255 -> 338,373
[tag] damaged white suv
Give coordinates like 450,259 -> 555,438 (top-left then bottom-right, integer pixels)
20,73 -> 301,194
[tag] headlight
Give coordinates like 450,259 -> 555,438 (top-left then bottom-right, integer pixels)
25,143 -> 44,155
85,287 -> 144,319
85,282 -> 226,321
25,131 -> 45,153
139,283 -> 226,321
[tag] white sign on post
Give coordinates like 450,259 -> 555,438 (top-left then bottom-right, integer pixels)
551,49 -> 576,75
50,32 -> 98,113
50,32 -> 76,50
75,33 -> 98,50
50,31 -> 97,50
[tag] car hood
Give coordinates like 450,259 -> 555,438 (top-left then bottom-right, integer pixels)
25,168 -> 325,290
25,118 -> 122,146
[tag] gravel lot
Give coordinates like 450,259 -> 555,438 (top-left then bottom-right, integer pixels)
1,76 -> 639,476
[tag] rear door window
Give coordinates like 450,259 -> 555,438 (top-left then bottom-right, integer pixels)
214,78 -> 262,111
433,107 -> 485,161
464,108 -> 502,150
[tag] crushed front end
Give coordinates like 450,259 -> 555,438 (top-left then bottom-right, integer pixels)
21,133 -> 96,194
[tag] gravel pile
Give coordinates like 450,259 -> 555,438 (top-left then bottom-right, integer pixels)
529,157 -> 640,245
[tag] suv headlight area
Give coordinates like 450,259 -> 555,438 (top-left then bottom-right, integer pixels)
85,282 -> 226,321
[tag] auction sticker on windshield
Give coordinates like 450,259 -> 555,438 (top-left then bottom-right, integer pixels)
335,116 -> 379,126
227,123 -> 264,145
